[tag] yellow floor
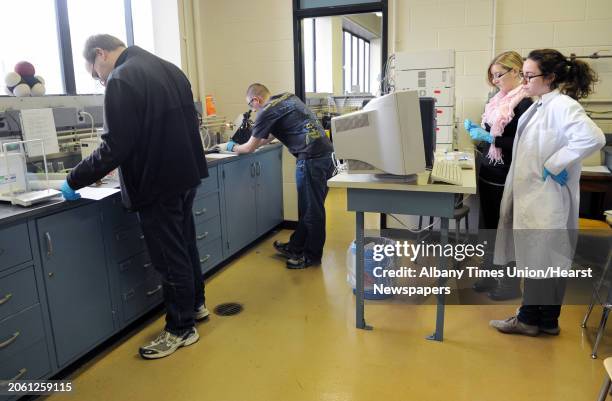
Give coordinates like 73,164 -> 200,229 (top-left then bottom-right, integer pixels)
47,188 -> 610,401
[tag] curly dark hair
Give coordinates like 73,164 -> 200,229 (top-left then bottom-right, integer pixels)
526,49 -> 598,100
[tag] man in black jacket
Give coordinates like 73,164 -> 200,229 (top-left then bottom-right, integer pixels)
60,34 -> 209,359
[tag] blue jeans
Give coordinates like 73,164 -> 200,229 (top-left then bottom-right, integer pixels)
138,188 -> 205,334
289,155 -> 335,262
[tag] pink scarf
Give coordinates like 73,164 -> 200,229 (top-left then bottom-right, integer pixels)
481,85 -> 527,164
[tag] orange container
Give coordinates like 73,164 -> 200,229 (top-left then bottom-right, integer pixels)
205,95 -> 217,116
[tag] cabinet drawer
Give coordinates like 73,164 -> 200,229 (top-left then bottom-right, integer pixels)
112,226 -> 146,262
0,223 -> 32,272
196,167 -> 218,198
0,266 -> 38,322
117,252 -> 153,292
197,237 -> 223,275
103,195 -> 139,230
195,215 -> 222,246
0,305 -> 46,362
0,340 -> 51,382
193,193 -> 220,224
122,280 -> 163,322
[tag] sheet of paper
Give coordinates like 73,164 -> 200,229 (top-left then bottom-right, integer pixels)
77,186 -> 121,201
582,165 -> 610,173
19,108 -> 60,157
205,153 -> 237,159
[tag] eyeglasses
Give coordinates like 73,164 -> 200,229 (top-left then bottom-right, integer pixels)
519,72 -> 545,82
247,97 -> 256,108
492,69 -> 511,80
90,54 -> 101,81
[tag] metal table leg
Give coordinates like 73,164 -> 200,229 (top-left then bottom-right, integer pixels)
356,211 -> 372,330
427,217 -> 449,341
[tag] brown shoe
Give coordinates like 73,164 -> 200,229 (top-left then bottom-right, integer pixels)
489,316 -> 539,336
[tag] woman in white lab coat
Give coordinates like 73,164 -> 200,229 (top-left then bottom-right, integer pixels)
490,49 -> 606,336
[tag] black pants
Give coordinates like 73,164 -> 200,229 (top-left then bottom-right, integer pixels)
518,278 -> 567,329
138,188 -> 205,335
479,177 -> 505,230
289,155 -> 335,262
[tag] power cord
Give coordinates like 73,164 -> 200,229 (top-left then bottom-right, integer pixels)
388,213 -> 439,234
78,111 -> 95,138
331,152 -> 347,175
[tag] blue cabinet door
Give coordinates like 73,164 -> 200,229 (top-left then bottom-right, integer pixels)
255,149 -> 283,236
37,203 -> 115,368
222,157 -> 257,255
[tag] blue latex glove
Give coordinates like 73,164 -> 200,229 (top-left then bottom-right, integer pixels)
543,168 -> 568,186
464,119 -> 479,132
60,180 -> 81,201
468,126 -> 494,143
226,140 -> 236,152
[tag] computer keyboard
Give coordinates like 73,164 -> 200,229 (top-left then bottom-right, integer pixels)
431,159 -> 463,185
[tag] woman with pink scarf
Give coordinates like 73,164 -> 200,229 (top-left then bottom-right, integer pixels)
464,51 -> 533,300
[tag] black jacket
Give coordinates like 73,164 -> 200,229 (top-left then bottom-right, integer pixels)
68,46 -> 208,210
479,97 -> 533,184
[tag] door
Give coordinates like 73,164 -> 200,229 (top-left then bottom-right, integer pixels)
255,149 -> 283,236
223,157 -> 257,255
38,203 -> 115,367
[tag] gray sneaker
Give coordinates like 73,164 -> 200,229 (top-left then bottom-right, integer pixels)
489,316 -> 539,336
139,328 -> 199,359
539,326 -> 561,335
194,304 -> 210,322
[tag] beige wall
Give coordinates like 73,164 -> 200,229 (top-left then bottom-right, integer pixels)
198,0 -> 294,121
199,0 -> 612,136
391,0 -> 612,147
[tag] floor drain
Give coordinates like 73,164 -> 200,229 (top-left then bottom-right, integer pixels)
214,302 -> 243,316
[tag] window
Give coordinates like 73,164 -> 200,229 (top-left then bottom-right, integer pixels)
303,19 -> 315,92
343,30 -> 370,93
0,0 -> 64,95
131,0 -> 156,54
1,0 -> 180,96
132,0 -> 181,68
68,0 -> 127,94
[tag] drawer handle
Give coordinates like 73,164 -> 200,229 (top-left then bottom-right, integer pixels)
143,262 -> 153,269
45,232 -> 53,257
146,285 -> 162,297
199,254 -> 211,264
195,208 -> 207,216
0,331 -> 20,349
139,234 -> 145,240
256,161 -> 261,176
196,232 -> 209,241
0,293 -> 12,306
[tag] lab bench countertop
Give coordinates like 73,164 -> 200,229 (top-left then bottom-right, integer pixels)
0,143 -> 283,227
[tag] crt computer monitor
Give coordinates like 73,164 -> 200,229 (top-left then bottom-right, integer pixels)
331,90 -> 426,176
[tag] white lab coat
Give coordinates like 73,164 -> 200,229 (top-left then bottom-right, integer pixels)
494,90 -> 606,275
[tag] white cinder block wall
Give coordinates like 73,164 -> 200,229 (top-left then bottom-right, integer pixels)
198,0 -> 612,222
393,0 -> 612,148
198,0 -> 295,121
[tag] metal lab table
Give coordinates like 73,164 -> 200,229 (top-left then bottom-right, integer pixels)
328,166 -> 477,341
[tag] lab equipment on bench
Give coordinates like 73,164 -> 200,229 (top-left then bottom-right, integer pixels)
0,139 -> 60,206
79,131 -> 118,181
231,110 -> 254,145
